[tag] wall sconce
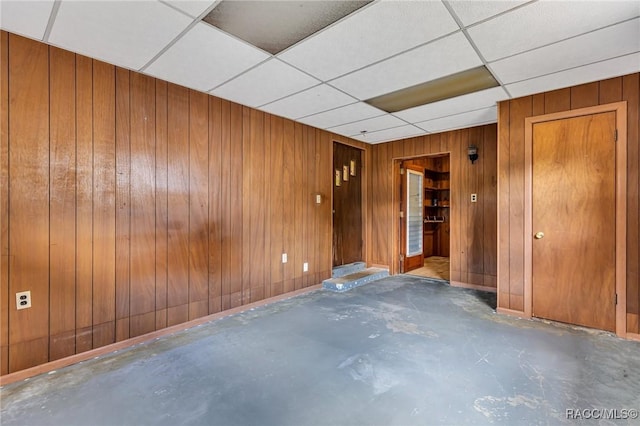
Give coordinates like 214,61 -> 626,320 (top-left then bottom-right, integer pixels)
468,145 -> 478,164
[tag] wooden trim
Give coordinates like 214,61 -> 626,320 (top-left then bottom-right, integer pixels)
0,284 -> 322,386
368,263 -> 390,269
626,332 -> 640,342
523,101 -> 627,337
450,281 -> 497,293
496,307 -> 526,318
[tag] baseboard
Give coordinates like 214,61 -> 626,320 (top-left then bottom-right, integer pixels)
496,307 -> 527,318
0,284 -> 322,386
626,332 -> 640,342
450,281 -> 497,293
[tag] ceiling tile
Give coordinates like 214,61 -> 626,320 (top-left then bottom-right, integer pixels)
211,59 -> 319,108
146,22 -> 270,92
259,84 -> 356,120
331,32 -> 483,100
297,102 -> 385,129
329,114 -> 407,137
416,106 -> 497,133
491,18 -> 640,84
48,1 -> 193,71
506,52 -> 640,98
278,0 -> 459,81
394,86 -> 508,123
163,0 -> 215,18
351,124 -> 425,144
468,1 -> 640,62
447,0 -> 529,26
0,0 -> 54,41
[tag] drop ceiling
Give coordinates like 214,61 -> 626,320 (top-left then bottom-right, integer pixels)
1,0 -> 638,144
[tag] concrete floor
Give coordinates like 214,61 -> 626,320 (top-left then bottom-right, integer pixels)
2,276 -> 639,425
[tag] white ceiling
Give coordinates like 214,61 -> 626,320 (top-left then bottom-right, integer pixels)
1,0 -> 638,144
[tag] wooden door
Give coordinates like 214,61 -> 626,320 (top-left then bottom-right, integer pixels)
532,111 -> 616,332
333,142 -> 362,266
401,164 -> 424,272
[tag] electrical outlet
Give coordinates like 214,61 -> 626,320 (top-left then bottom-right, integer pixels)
303,262 -> 309,272
282,253 -> 288,263
471,193 -> 478,203
16,291 -> 31,310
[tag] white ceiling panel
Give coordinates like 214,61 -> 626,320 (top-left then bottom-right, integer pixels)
0,0 -> 54,41
491,18 -> 640,84
211,59 -> 319,108
48,1 -> 193,71
447,0 -> 529,27
351,124 -> 425,144
278,0 -> 459,81
329,114 -> 407,137
331,32 -> 483,100
394,86 -> 508,123
163,0 -> 215,18
506,52 -> 640,98
146,22 -> 270,92
469,1 -> 640,62
416,106 -> 497,133
260,84 -> 356,120
297,102 -> 385,129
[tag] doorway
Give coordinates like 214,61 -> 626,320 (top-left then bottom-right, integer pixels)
399,154 -> 451,280
333,142 -> 363,267
524,102 -> 627,335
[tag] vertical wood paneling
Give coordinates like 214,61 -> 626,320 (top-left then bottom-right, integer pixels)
270,116 -> 284,296
262,115 -> 272,296
208,97 -> 223,313
115,68 -> 131,341
92,60 -> 116,348
228,103 -> 243,308
497,103 -> 511,307
8,34 -> 50,372
166,84 -> 189,326
544,88 -> 571,113
599,77 -> 622,104
293,124 -> 304,289
318,131 -> 332,280
75,54 -> 94,353
241,107 -> 252,303
188,91 -> 209,319
155,80 -> 168,329
48,46 -> 77,360
483,124 -> 498,286
467,127 -> 484,283
305,127 -> 316,287
282,120 -> 295,293
249,109 -> 265,302
129,73 -> 156,337
0,31 -> 9,375
570,82 -> 599,109
220,100 -> 232,309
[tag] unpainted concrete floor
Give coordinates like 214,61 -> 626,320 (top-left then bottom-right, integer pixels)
1,276 -> 639,426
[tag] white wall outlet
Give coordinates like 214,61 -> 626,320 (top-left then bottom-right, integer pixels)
303,262 -> 309,272
16,291 -> 31,310
315,194 -> 322,204
282,253 -> 288,263
471,193 -> 478,203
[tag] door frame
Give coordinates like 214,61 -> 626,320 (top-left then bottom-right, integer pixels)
523,101 -> 627,337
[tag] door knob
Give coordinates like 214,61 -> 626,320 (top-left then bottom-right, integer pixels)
534,232 -> 545,239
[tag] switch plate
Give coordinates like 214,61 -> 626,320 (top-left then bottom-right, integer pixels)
303,262 -> 309,272
16,290 -> 31,310
471,193 -> 477,203
282,253 -> 287,263
315,194 -> 322,204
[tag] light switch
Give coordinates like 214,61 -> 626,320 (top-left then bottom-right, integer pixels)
303,262 -> 309,272
471,193 -> 477,203
315,194 -> 322,204
282,253 -> 287,263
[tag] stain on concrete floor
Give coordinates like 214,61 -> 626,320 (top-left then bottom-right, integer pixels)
2,276 -> 639,425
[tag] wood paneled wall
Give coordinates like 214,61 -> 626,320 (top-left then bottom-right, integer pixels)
0,32 -> 364,374
367,124 -> 498,288
496,73 -> 640,337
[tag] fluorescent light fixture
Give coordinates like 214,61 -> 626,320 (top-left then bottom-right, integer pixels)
365,66 -> 499,113
203,1 -> 372,55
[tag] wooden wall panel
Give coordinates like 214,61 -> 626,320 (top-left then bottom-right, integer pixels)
188,91 -> 209,319
129,73 -> 156,337
75,54 -> 94,353
483,124 -> 498,287
48,47 -> 77,360
0,31 -> 9,375
7,34 -> 50,372
92,60 -> 116,348
1,33 -> 360,374
497,73 -> 640,336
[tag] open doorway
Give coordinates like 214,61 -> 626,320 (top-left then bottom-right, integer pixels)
333,142 -> 363,267
399,154 -> 450,281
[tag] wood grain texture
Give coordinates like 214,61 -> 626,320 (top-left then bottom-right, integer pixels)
282,120 -> 295,293
497,103 -> 511,308
155,80 -> 168,329
48,46 -> 77,359
269,116 -> 284,296
208,97 -> 223,313
0,31 -> 9,375
228,103 -> 243,308
220,99 -> 232,309
8,34 -> 50,372
570,82 -> 599,109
